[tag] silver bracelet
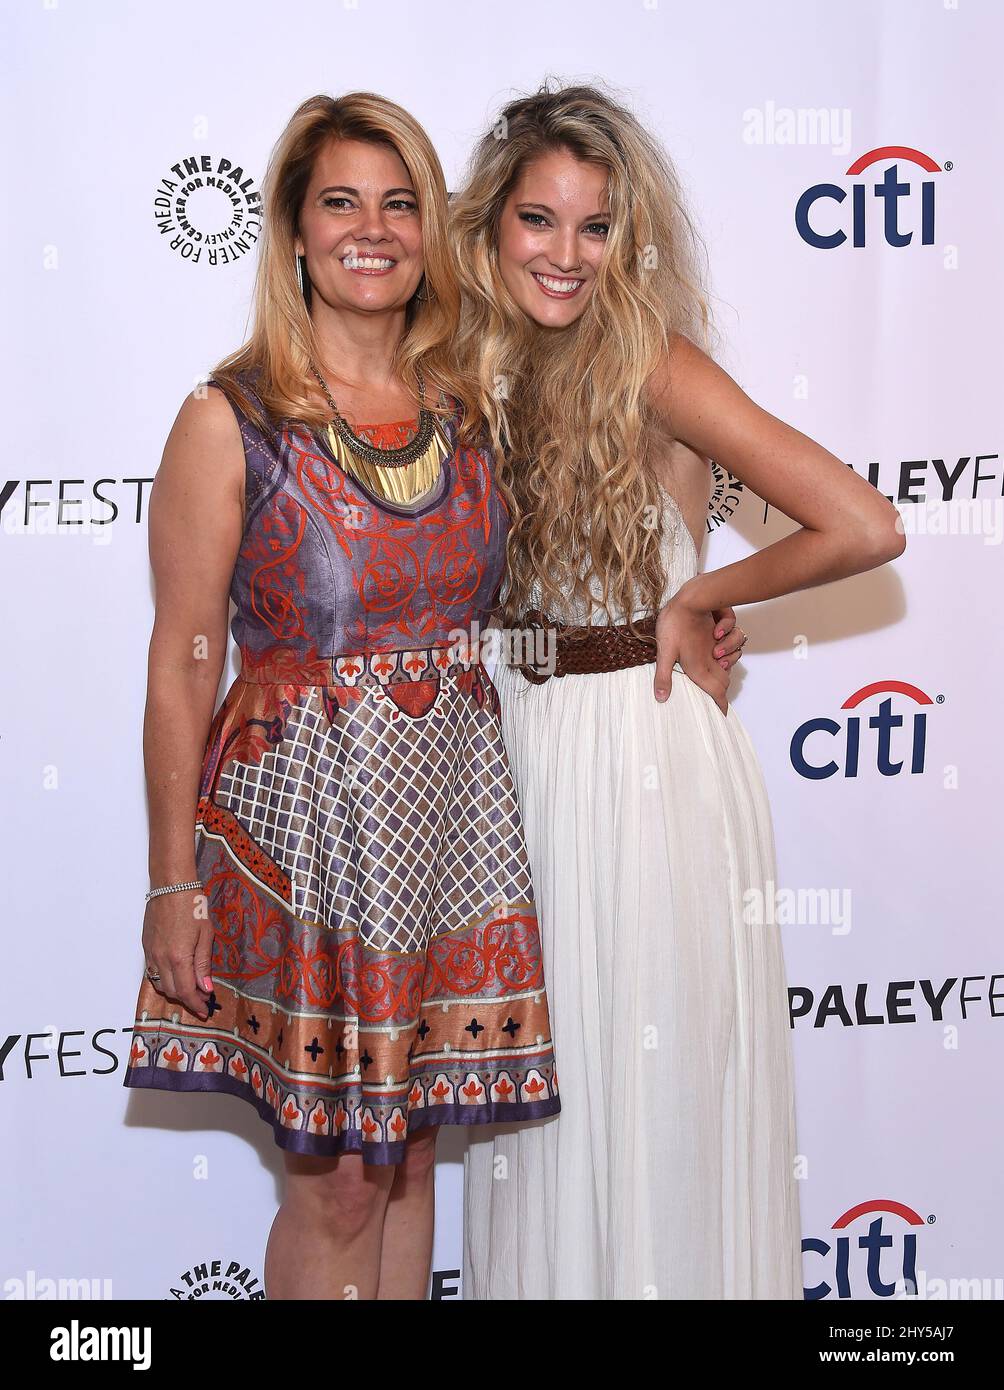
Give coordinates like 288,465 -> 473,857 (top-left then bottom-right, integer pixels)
145,880 -> 204,903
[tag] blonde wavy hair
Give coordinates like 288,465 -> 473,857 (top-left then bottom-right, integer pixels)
451,80 -> 720,630
211,92 -> 480,440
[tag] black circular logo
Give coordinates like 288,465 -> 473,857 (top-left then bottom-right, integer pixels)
154,154 -> 261,266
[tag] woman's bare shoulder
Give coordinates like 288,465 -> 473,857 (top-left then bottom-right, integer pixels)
172,381 -> 245,446
157,384 -> 246,500
644,331 -> 718,415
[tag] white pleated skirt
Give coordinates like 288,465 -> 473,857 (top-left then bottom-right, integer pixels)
463,656 -> 804,1299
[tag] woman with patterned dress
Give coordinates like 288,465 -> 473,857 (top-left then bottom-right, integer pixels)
454,85 -> 906,1299
122,93 -> 559,1301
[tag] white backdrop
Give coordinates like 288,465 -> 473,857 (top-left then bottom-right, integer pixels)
2,0 -> 1001,1301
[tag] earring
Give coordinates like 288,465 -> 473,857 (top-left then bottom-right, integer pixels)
295,252 -> 305,297
413,273 -> 431,303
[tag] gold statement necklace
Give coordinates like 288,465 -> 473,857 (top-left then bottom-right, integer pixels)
308,362 -> 450,506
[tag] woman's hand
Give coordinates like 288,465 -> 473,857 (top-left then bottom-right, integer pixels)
653,587 -> 746,715
709,605 -> 747,675
141,889 -> 214,1020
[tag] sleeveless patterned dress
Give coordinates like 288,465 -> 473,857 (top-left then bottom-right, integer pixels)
123,369 -> 560,1162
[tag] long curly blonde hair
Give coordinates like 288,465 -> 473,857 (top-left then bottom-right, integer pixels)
451,80 -> 720,629
211,92 -> 481,443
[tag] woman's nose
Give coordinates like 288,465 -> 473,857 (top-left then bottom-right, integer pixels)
550,229 -> 582,272
352,202 -> 392,242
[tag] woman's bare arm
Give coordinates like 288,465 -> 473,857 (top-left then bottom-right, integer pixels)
649,333 -> 905,606
141,385 -> 245,1015
648,333 -> 905,704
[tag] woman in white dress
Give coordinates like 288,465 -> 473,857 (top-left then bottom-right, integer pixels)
452,84 -> 906,1299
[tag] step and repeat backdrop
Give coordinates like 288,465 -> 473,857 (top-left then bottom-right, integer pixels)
2,0 -> 1000,1301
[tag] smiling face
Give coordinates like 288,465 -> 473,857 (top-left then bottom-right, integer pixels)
295,136 -> 424,316
497,148 -> 611,329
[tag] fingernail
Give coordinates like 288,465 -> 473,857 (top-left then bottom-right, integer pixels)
202,976 -> 213,992
655,688 -> 667,702
714,647 -> 724,657
719,660 -> 729,669
715,628 -> 723,637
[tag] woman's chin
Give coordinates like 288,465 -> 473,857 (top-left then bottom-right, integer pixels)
520,296 -> 589,331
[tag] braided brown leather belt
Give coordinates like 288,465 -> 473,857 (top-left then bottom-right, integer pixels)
512,608 -> 658,684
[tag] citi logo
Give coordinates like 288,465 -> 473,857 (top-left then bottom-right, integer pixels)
804,1198 -> 928,1300
791,680 -> 939,780
796,145 -> 945,249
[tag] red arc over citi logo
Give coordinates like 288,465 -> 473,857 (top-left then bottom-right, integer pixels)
796,146 -> 946,249
790,679 -> 939,779
803,1198 -> 927,1300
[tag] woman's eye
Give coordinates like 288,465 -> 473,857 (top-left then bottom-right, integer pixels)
320,195 -> 417,213
519,212 -> 549,228
585,222 -> 610,237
